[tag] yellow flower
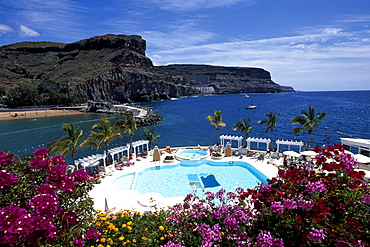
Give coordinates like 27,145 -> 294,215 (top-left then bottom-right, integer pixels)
127,226 -> 132,231
96,222 -> 101,227
144,227 -> 148,231
100,237 -> 106,242
119,236 -> 125,241
126,221 -> 132,226
132,239 -> 136,243
100,217 -> 107,221
121,224 -> 127,228
142,236 -> 148,241
159,226 -> 165,231
98,244 -> 104,247
160,237 -> 165,240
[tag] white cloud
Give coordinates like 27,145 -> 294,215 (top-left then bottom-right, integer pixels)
145,0 -> 254,11
142,20 -> 215,49
19,25 -> 40,37
0,24 -> 14,34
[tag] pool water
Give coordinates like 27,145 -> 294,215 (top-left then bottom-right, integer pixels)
113,160 -> 268,198
176,149 -> 208,160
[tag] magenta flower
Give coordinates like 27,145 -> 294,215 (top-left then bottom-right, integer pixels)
85,228 -> 101,240
0,169 -> 20,188
282,198 -> 297,210
270,201 -> 284,215
305,180 -> 326,194
256,230 -> 284,247
307,228 -> 325,242
52,155 -> 67,165
0,151 -> 15,165
297,198 -> 315,211
197,223 -> 222,247
29,156 -> 53,171
71,168 -> 89,183
29,193 -> 59,215
0,205 -> 31,243
362,194 -> 370,204
33,148 -> 50,157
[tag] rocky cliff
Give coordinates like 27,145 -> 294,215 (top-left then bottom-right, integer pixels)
0,34 -> 293,106
0,34 -> 192,103
157,64 -> 292,94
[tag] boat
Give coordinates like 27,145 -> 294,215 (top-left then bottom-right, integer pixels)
245,95 -> 257,109
245,105 -> 257,109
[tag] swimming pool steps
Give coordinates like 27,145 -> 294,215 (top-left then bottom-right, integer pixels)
130,172 -> 138,189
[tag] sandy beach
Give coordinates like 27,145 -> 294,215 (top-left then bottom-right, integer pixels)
0,109 -> 86,121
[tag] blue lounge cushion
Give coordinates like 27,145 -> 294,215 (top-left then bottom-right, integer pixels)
200,174 -> 220,188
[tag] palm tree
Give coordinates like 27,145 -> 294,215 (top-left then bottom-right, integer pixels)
48,122 -> 84,166
233,117 -> 254,147
206,110 -> 226,145
141,126 -> 160,150
291,106 -> 327,150
116,111 -> 137,158
83,118 -> 122,163
258,112 -> 280,150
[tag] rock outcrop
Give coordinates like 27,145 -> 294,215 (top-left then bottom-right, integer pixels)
0,34 -> 193,103
157,64 -> 293,93
85,100 -> 162,126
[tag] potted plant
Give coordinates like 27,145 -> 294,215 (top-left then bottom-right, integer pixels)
211,152 -> 223,160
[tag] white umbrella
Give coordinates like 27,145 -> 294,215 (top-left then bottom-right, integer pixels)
138,192 -> 164,207
283,150 -> 300,157
300,150 -> 317,157
353,154 -> 370,164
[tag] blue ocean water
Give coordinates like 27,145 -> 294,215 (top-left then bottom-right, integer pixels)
0,91 -> 369,162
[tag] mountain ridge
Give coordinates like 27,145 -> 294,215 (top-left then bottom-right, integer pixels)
0,34 -> 294,107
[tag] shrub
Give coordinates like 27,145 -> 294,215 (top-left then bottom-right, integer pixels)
0,149 -> 96,246
212,152 -> 222,157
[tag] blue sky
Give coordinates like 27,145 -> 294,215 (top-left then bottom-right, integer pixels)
1,0 -> 369,91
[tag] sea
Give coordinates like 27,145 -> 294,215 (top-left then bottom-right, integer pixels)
0,91 -> 369,163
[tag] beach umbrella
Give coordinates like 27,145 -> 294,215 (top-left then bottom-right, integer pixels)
353,154 -> 370,164
300,150 -> 317,157
153,146 -> 161,161
224,142 -> 232,157
138,192 -> 164,207
283,150 -> 300,157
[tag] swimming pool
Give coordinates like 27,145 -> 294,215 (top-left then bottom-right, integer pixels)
113,160 -> 268,198
175,149 -> 208,160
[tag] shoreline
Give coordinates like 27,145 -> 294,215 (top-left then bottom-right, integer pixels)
0,109 -> 86,121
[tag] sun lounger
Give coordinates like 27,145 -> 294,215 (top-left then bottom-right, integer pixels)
200,174 -> 220,188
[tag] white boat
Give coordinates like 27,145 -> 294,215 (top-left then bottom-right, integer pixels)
245,95 -> 257,109
245,105 -> 257,109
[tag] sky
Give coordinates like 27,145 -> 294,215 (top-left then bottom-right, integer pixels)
0,0 -> 369,91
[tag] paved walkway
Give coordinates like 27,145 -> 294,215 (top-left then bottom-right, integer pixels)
113,104 -> 147,118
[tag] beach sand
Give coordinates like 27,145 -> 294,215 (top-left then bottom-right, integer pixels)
0,109 -> 85,121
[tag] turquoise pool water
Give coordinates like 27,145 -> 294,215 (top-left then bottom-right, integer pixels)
176,149 -> 208,160
113,160 -> 268,198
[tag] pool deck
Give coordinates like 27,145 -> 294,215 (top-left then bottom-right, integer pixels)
88,149 -> 281,213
